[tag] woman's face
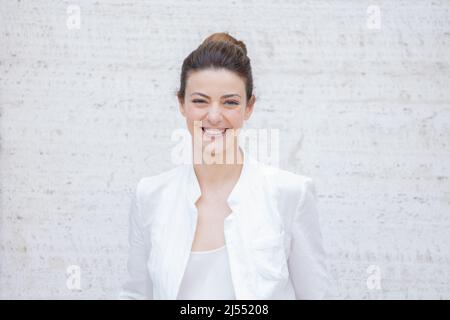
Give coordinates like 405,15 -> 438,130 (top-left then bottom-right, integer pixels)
178,68 -> 256,164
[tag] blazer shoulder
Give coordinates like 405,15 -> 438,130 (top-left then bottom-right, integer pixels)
257,162 -> 314,197
135,164 -> 185,211
256,163 -> 317,232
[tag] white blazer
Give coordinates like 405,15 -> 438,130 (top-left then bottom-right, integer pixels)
118,147 -> 331,300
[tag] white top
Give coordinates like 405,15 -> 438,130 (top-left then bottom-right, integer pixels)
176,245 -> 236,300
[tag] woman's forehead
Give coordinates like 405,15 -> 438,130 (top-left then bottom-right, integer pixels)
186,69 -> 246,96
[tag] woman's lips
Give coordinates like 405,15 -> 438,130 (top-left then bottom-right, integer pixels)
202,127 -> 228,137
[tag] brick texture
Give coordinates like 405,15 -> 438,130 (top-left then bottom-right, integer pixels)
0,0 -> 449,299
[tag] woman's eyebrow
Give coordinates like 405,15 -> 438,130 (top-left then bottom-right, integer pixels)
190,92 -> 241,99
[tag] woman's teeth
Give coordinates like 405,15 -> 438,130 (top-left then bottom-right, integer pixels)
202,127 -> 227,135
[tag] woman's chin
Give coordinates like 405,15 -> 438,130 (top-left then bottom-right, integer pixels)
193,143 -> 240,164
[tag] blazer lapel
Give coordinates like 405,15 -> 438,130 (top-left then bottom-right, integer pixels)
155,146 -> 282,299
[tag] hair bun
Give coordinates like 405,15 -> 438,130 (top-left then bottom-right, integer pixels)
201,32 -> 247,55
177,31 -> 253,103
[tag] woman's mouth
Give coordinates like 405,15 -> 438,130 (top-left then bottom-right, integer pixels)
202,127 -> 229,137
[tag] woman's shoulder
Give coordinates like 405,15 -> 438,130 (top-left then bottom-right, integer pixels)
135,164 -> 185,202
131,165 -> 186,226
256,161 -> 314,196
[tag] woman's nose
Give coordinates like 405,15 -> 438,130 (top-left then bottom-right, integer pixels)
206,105 -> 223,123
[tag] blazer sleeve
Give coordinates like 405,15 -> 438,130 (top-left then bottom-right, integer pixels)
288,178 -> 331,299
118,182 -> 154,299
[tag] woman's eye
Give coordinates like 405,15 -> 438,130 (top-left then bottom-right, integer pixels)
192,99 -> 238,106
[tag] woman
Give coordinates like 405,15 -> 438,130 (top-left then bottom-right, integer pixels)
119,32 -> 331,300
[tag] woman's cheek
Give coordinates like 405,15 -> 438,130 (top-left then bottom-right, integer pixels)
188,108 -> 206,120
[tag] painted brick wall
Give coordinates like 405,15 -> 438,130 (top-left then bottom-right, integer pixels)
1,0 -> 449,299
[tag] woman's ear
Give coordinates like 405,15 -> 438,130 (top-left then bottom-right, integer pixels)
178,96 -> 186,117
244,95 -> 256,121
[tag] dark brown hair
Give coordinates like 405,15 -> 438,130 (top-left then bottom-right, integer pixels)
176,32 -> 253,104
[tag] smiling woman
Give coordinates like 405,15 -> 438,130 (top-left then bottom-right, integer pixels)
119,32 -> 331,300
177,33 -> 256,164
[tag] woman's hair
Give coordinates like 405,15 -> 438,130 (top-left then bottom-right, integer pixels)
176,32 -> 253,104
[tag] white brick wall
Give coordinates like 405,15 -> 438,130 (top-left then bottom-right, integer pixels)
1,0 -> 449,299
